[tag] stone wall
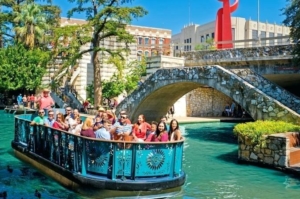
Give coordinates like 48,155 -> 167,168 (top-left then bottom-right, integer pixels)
238,133 -> 299,168
186,87 -> 232,117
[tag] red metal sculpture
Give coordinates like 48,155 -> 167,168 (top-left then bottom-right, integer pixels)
215,0 -> 239,49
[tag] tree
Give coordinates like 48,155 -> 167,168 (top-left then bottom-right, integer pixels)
194,44 -> 205,51
283,0 -> 300,62
67,0 -> 147,107
0,0 -> 60,48
0,44 -> 50,91
14,3 -> 49,49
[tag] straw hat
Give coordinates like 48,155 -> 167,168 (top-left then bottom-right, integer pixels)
43,88 -> 50,93
98,107 -> 105,112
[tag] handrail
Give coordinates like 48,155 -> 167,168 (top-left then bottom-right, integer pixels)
13,114 -> 184,181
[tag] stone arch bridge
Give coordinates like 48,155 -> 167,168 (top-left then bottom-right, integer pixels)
116,65 -> 300,124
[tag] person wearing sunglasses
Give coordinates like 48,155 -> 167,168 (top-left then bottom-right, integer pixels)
110,114 -> 132,140
44,110 -> 55,127
30,109 -> 46,125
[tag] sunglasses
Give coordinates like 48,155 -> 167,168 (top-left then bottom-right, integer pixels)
121,116 -> 126,119
66,110 -> 71,111
39,112 -> 44,114
48,114 -> 54,116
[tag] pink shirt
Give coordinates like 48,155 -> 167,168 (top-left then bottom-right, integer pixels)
38,96 -> 54,110
152,132 -> 169,142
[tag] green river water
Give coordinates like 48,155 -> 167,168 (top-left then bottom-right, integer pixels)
0,110 -> 300,199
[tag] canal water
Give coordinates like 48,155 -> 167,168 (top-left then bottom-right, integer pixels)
1,110 -> 300,198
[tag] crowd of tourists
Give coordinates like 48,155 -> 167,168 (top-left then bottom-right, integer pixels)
30,106 -> 183,142
13,88 -> 54,112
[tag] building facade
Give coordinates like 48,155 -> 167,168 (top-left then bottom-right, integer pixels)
43,18 -> 172,101
172,17 -> 290,55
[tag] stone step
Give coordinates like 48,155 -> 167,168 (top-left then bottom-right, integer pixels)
290,147 -> 300,166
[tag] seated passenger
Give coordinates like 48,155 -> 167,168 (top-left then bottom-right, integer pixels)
81,117 -> 95,138
132,114 -> 151,142
106,110 -> 116,124
152,121 -> 168,142
95,107 -> 105,119
53,112 -> 69,130
93,116 -> 103,131
168,119 -> 182,141
145,121 -> 158,142
64,107 -> 74,122
160,116 -> 170,132
44,110 -> 55,127
95,120 -> 112,140
73,118 -> 83,135
118,110 -> 131,124
110,114 -> 132,140
30,109 -> 46,125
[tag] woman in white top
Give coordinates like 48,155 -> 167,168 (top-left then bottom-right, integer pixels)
168,119 -> 182,141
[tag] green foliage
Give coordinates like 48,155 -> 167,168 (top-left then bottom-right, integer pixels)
67,0 -> 147,107
86,83 -> 94,105
233,120 -> 300,145
283,0 -> 300,63
194,38 -> 216,51
0,44 -> 50,90
102,76 -> 125,100
194,44 -> 205,51
0,0 -> 60,48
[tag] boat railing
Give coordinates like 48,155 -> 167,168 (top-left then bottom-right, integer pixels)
13,114 -> 184,181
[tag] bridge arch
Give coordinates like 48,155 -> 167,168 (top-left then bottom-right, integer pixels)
116,66 -> 300,124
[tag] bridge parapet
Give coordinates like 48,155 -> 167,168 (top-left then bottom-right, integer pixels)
231,68 -> 300,114
184,45 -> 294,66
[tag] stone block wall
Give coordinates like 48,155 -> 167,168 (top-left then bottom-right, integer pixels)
238,133 -> 300,168
186,87 -> 233,117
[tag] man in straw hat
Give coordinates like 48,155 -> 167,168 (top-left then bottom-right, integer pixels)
36,88 -> 54,115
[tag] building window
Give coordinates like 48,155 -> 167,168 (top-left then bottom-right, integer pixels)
277,33 -> 282,44
206,34 -> 210,40
190,38 -> 192,43
231,28 -> 235,40
252,30 -> 258,39
137,50 -> 142,61
138,37 -> 143,45
269,32 -> 274,45
159,38 -> 164,45
175,46 -> 178,50
151,38 -> 156,45
145,51 -> 149,57
211,32 -> 215,39
260,31 -> 266,45
145,38 -> 149,45
201,36 -> 205,43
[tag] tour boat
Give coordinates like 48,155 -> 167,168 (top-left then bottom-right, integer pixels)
11,114 -> 186,197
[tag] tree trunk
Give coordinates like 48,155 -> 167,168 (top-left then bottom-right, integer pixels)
93,49 -> 102,108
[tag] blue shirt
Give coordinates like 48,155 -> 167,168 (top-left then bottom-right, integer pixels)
95,127 -> 111,140
17,95 -> 22,103
44,117 -> 55,127
113,122 -> 132,134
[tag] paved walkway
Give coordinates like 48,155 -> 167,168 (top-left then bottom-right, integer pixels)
174,116 -> 253,124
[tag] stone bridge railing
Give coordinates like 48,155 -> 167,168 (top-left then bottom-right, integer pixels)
230,68 -> 300,114
183,44 -> 294,66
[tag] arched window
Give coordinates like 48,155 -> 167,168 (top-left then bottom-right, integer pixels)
137,50 -> 143,61
144,51 -> 149,57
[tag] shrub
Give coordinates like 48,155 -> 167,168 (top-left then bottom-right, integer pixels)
233,120 -> 300,145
